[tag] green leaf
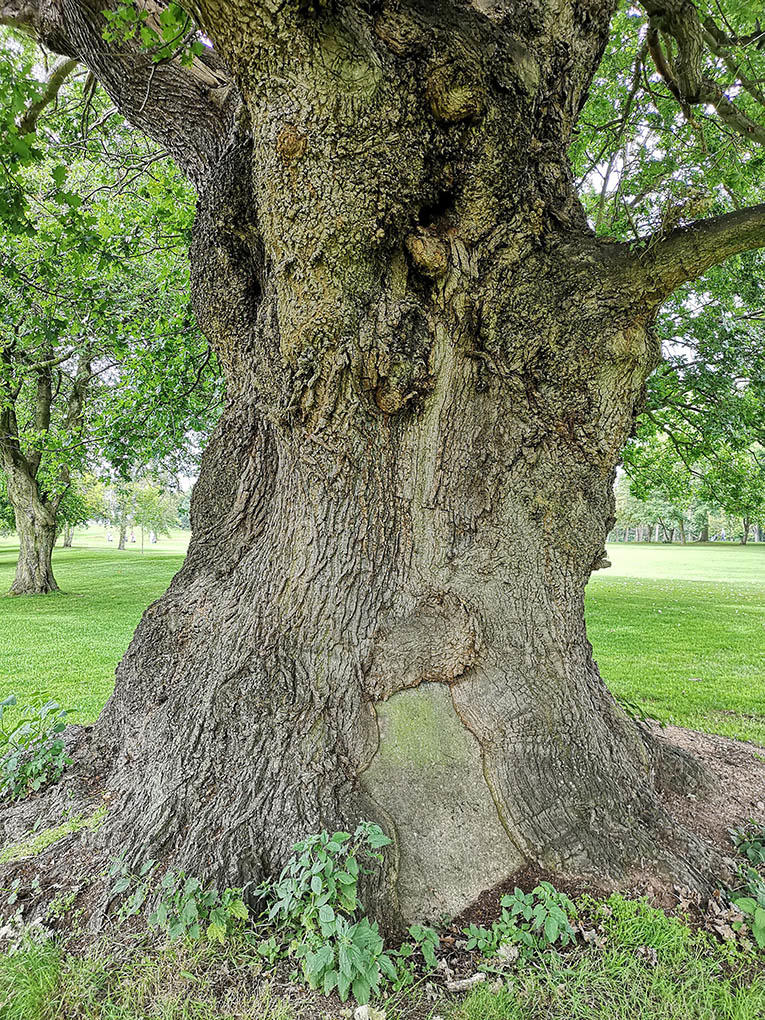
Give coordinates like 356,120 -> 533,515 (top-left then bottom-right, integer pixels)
352,976 -> 371,1004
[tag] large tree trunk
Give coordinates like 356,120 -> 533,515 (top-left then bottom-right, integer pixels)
91,113 -> 715,919
3,465 -> 59,595
9,0 -> 755,928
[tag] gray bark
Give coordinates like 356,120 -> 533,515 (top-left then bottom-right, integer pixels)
3,467 -> 59,595
4,0 -> 763,925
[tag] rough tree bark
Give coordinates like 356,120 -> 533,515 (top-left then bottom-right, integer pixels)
3,464 -> 59,595
4,0 -> 765,924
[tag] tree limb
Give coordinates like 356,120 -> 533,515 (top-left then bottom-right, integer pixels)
633,203 -> 765,301
1,0 -> 240,185
17,56 -> 79,135
641,0 -> 765,146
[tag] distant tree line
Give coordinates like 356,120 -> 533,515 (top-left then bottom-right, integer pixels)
612,443 -> 765,544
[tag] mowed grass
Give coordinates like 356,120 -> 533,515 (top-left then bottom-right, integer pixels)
0,532 -> 763,744
2,896 -> 764,1020
588,542 -> 765,744
0,528 -> 187,723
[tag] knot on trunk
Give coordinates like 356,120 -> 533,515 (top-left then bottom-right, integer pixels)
276,124 -> 308,162
426,62 -> 485,122
405,230 -> 449,278
361,299 -> 432,414
364,590 -> 481,701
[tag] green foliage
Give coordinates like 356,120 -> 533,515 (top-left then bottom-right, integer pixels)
108,858 -> 248,945
103,1 -> 205,67
730,820 -> 765,867
258,822 -> 397,1005
731,871 -> 765,950
462,883 -> 577,963
571,1 -> 765,521
0,29 -> 221,560
456,895 -> 765,1020
728,821 -> 765,950
57,477 -> 107,532
0,695 -> 70,801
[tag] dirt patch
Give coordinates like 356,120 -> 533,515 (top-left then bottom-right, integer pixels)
654,723 -> 765,856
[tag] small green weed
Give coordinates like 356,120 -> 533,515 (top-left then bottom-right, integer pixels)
0,695 -> 71,800
108,857 -> 248,943
463,882 -> 577,963
257,821 -> 399,1005
730,868 -> 765,949
730,820 -> 765,867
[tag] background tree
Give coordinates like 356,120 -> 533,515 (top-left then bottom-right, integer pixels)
702,448 -> 765,545
55,475 -> 107,547
3,0 -> 765,926
0,38 -> 220,593
130,477 -> 180,552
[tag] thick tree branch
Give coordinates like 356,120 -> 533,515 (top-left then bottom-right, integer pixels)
17,56 -> 79,135
1,0 -> 240,185
642,0 -> 765,146
634,203 -> 765,300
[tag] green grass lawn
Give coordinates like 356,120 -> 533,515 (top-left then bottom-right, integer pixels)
0,528 -> 188,723
1,536 -> 765,1019
588,542 -> 765,744
0,533 -> 763,744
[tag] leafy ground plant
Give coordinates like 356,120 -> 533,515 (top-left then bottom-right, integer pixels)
727,819 -> 765,949
108,857 -> 248,943
730,820 -> 765,867
257,822 -> 401,1005
463,882 -> 577,963
0,694 -> 70,800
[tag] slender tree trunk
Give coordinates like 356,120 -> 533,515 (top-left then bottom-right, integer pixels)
741,519 -> 750,545
679,520 -> 686,544
3,465 -> 59,595
698,520 -> 709,543
62,524 -> 74,548
118,521 -> 127,550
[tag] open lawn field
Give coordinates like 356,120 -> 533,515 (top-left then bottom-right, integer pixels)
588,543 -> 765,744
0,535 -> 763,744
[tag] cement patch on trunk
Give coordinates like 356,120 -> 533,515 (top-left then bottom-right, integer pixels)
361,682 -> 522,920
